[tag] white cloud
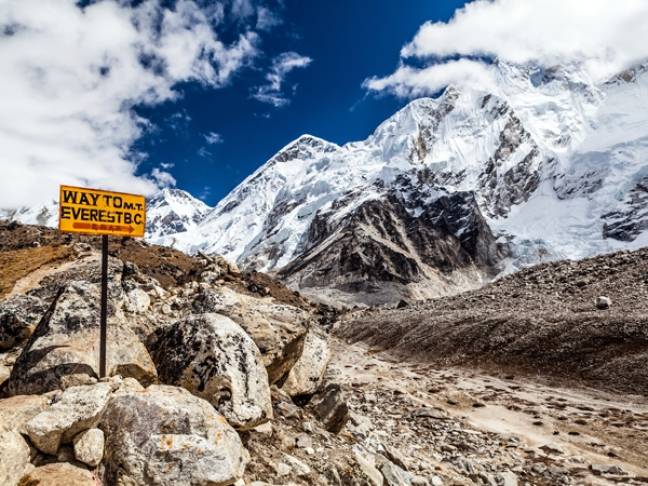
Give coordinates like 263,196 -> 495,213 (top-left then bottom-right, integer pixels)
197,146 -> 212,158
256,6 -> 282,31
204,131 -> 224,144
151,167 -> 176,187
0,0 -> 258,208
366,0 -> 648,97
252,51 -> 312,107
364,59 -> 498,98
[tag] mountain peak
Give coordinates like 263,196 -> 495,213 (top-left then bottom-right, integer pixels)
270,133 -> 340,165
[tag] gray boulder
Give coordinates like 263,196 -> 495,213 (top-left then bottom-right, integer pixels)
2,282 -> 157,396
190,286 -> 310,384
150,313 -> 272,429
281,327 -> 330,397
0,294 -> 46,352
100,384 -> 249,485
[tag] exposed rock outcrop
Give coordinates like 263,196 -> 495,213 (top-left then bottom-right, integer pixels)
2,281 -> 157,396
279,189 -> 506,306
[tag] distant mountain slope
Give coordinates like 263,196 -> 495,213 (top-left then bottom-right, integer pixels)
3,60 -> 648,304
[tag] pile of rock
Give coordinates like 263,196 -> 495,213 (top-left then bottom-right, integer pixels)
0,246 -> 337,485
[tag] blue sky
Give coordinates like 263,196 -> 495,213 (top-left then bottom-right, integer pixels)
132,0 -> 468,205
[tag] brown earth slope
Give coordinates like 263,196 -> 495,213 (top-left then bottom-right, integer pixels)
0,221 -> 315,311
337,247 -> 648,395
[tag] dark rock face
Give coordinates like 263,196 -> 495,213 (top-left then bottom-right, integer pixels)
602,176 -> 648,242
278,185 -> 507,303
0,295 -> 46,352
477,98 -> 547,218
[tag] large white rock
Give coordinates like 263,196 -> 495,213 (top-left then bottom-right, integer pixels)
25,382 -> 112,455
150,313 -> 273,429
100,384 -> 249,485
73,428 -> 104,467
123,287 -> 151,313
0,430 -> 32,486
281,327 -> 330,396
190,286 -> 310,384
3,282 -> 157,396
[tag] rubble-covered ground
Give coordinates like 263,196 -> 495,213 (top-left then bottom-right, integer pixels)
0,222 -> 647,485
338,247 -> 648,395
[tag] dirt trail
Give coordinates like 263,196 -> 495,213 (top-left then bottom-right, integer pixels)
327,338 -> 648,485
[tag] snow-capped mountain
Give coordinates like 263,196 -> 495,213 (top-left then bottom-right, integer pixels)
3,60 -> 647,304
0,188 -> 210,247
146,188 -> 210,240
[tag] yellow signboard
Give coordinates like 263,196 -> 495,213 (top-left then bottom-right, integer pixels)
59,185 -> 146,237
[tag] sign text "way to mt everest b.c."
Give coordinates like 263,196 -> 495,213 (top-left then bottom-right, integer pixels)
59,185 -> 146,237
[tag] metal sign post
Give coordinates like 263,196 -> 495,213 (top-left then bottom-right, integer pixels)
100,234 -> 109,377
58,185 -> 146,379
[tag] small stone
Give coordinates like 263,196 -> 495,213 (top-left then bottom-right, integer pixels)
275,462 -> 291,476
73,428 -> 104,467
353,446 -> 384,486
123,288 -> 150,313
381,445 -> 409,471
539,444 -> 564,456
251,421 -> 273,436
496,471 -> 518,486
595,296 -> 611,310
295,433 -> 313,449
430,476 -> 443,486
276,400 -> 300,419
590,464 -> 625,475
380,461 -> 411,486
412,407 -> 448,420
282,453 -> 311,476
